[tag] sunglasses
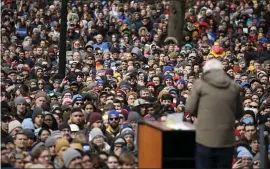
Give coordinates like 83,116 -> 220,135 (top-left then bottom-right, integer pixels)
75,102 -> 84,105
249,105 -> 258,108
110,117 -> 119,121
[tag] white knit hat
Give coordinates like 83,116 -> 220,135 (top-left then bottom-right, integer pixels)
8,120 -> 22,133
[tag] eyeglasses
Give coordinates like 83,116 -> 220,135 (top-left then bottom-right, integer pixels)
75,102 -> 84,105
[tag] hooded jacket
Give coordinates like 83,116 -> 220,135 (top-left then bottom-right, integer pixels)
186,70 -> 243,148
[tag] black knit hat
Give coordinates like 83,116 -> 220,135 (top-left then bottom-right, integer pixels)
59,123 -> 71,131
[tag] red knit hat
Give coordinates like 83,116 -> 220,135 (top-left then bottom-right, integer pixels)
146,82 -> 155,87
89,112 -> 102,125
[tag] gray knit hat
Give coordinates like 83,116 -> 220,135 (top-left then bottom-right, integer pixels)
14,97 -> 26,107
31,142 -> 45,154
89,127 -> 104,141
45,136 -> 57,147
127,111 -> 141,123
62,148 -> 82,167
121,128 -> 134,138
32,107 -> 44,120
51,130 -> 61,138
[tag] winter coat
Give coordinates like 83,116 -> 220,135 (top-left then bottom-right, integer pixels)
186,70 -> 243,148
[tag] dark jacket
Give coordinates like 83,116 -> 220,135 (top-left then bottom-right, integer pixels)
186,70 -> 243,148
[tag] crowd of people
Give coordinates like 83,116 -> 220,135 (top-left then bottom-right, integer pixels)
1,0 -> 270,168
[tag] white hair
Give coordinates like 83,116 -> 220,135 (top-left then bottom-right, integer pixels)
203,59 -> 223,73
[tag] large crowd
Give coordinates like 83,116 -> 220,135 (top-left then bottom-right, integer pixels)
1,0 -> 270,168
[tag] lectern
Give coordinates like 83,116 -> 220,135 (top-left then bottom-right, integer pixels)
138,121 -> 196,168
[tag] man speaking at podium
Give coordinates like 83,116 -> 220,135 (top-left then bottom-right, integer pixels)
186,59 -> 243,169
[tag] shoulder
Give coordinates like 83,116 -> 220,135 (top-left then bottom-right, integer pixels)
193,78 -> 203,89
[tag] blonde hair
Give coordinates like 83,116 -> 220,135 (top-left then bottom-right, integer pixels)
73,133 -> 87,144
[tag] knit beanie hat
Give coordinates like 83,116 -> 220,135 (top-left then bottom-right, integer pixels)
51,130 -> 61,138
32,107 -> 44,120
114,137 -> 126,145
121,128 -> 134,138
31,142 -> 45,154
128,111 -> 141,123
8,120 -> 22,133
35,91 -> 47,100
22,118 -> 35,130
23,129 -> 35,140
89,112 -> 102,125
108,110 -> 120,122
55,138 -> 70,153
70,143 -> 83,152
89,127 -> 104,141
62,148 -> 82,167
14,97 -> 26,107
120,122 -> 132,132
59,123 -> 71,131
72,96 -> 84,105
45,136 -> 57,147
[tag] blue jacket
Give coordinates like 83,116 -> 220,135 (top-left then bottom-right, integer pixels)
93,42 -> 109,52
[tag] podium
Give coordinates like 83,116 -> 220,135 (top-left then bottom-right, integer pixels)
138,121 -> 196,168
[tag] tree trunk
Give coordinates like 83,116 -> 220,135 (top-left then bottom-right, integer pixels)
168,0 -> 186,45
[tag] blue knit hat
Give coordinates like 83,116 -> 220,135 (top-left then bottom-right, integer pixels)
108,110 -> 119,122
163,66 -> 173,74
97,79 -> 104,85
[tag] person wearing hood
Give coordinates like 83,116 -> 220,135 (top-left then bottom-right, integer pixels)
31,107 -> 45,134
186,59 -> 243,169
